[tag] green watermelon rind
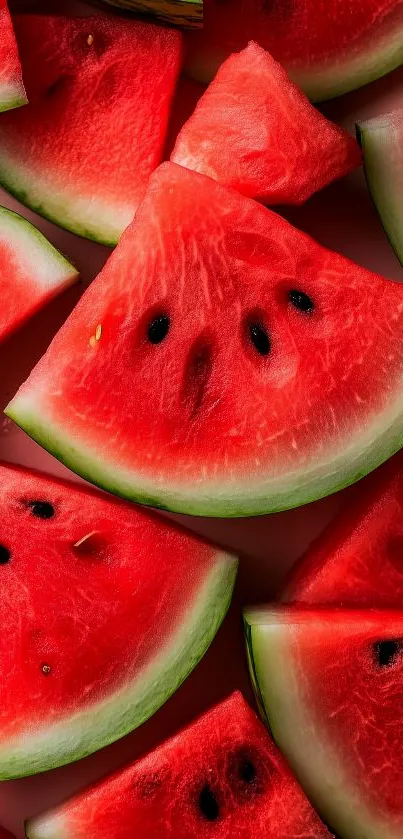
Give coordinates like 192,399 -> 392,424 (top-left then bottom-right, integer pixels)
244,610 -> 399,839
6,382 -> 403,516
356,119 -> 403,267
99,0 -> 202,29
0,554 -> 237,779
0,91 -> 27,113
0,150 -> 126,247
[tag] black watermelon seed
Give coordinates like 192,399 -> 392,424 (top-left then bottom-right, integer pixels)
239,758 -> 257,784
0,545 -> 11,564
147,315 -> 170,345
28,501 -> 55,520
249,322 -> 271,356
198,785 -> 220,821
373,639 -> 402,668
288,289 -> 315,314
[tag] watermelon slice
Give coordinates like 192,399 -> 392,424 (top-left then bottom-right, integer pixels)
164,75 -> 205,159
185,0 -> 403,101
172,43 -> 361,205
357,112 -> 403,266
282,453 -> 403,605
0,0 -> 26,112
0,463 -> 236,778
245,606 -> 403,839
0,15 -> 182,246
26,692 -> 331,839
0,205 -> 78,344
7,163 -> 403,518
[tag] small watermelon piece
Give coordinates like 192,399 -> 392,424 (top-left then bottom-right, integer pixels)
282,453 -> 403,606
357,112 -> 403,267
0,0 -> 26,112
172,43 -> 361,205
245,606 -> 403,839
7,163 -> 403,518
26,692 -> 331,839
0,463 -> 237,778
0,205 -> 78,344
0,15 -> 182,245
186,0 -> 403,101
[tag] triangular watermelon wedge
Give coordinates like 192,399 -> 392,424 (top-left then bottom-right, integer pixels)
0,463 -> 236,778
0,14 -> 182,245
0,205 -> 78,344
7,162 -> 403,517
282,452 -> 403,606
0,1 -> 26,112
172,42 -> 361,205
245,606 -> 403,839
26,692 -> 331,839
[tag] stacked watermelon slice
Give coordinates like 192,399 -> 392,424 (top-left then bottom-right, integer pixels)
1,1 -> 403,838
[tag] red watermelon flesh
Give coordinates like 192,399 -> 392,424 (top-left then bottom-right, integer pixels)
0,206 -> 78,344
0,1 -> 26,112
0,463 -> 237,778
0,15 -> 182,245
26,692 -> 331,839
172,43 -> 361,205
7,162 -> 403,518
282,453 -> 403,606
185,0 -> 403,101
245,606 -> 403,839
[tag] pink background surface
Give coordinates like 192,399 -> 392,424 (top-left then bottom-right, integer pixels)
1,4 -> 403,834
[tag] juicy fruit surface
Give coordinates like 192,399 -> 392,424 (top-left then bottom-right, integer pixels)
282,453 -> 403,605
26,692 -> 330,839
7,162 -> 403,517
0,206 -> 78,343
0,15 -> 182,245
0,1 -> 26,112
0,463 -> 236,777
358,112 -> 403,267
173,43 -> 361,204
246,607 -> 403,839
186,0 -> 403,100
164,74 -> 205,158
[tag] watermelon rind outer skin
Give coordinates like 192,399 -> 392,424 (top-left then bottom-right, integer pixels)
0,150 -> 126,246
0,83 -> 27,113
0,554 -> 236,779
6,380 -> 403,516
0,203 -> 77,278
357,117 -> 403,267
98,0 -> 202,30
244,609 -> 400,839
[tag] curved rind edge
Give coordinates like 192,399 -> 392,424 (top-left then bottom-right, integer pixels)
5,388 -> 403,516
0,554 -> 237,779
356,119 -> 403,267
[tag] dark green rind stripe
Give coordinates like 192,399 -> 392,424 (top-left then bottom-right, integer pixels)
244,620 -> 269,728
99,0 -> 202,28
0,168 -> 119,247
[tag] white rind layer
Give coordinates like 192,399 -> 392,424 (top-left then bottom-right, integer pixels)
0,204 -> 78,291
